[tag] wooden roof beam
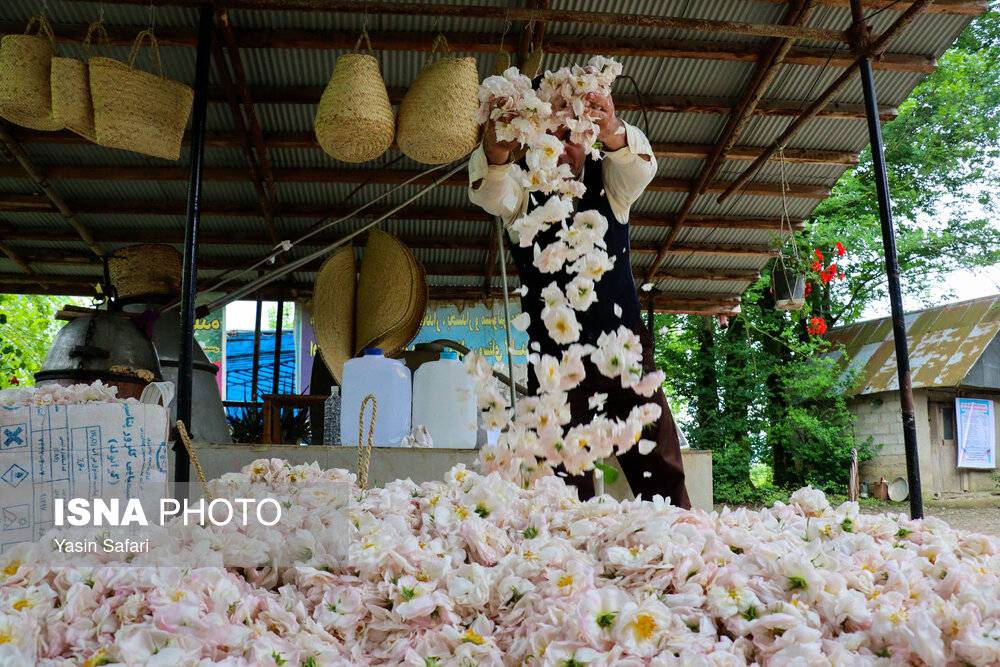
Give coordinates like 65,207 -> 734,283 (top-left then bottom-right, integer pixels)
0,124 -> 101,257
751,0 -> 987,16
13,252 -> 766,277
0,200 -> 804,231
0,272 -> 744,314
210,29 -> 281,243
644,0 -> 816,285
720,0 -> 937,202
201,86 -> 897,120
0,165 -> 830,198
6,129 -> 862,166
56,1 -> 850,42
9,22 -> 938,73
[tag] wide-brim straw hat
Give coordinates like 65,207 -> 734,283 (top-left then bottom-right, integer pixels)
355,229 -> 427,356
312,230 -> 427,384
312,246 -> 357,386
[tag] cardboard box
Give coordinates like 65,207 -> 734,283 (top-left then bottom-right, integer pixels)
0,402 -> 168,552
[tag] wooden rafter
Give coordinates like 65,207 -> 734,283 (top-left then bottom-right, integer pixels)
3,22 -> 938,73
6,130 -> 861,166
753,0 -> 986,15
643,0 -> 816,285
210,30 -> 280,243
719,0 -> 938,202
11,238 -> 776,259
217,10 -> 277,196
0,165 -> 831,198
0,273 -> 744,314
57,1 -> 850,42
0,124 -> 101,258
0,199 -> 805,231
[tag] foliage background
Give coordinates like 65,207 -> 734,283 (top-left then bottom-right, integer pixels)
656,10 -> 1000,503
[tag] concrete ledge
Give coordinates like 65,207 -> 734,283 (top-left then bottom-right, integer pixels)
182,444 -> 713,511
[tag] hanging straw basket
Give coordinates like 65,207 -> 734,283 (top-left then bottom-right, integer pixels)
396,34 -> 479,165
108,244 -> 183,300
51,22 -> 108,143
0,15 -> 62,131
89,30 -> 194,160
314,29 -> 395,163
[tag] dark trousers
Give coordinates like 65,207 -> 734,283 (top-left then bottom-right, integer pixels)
530,320 -> 691,509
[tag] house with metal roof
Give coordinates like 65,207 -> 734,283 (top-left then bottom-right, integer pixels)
827,295 -> 1000,497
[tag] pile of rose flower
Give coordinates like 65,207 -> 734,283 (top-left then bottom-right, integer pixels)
4,461 -> 1000,665
0,380 -> 134,408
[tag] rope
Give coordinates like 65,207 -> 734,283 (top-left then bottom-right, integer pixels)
775,146 -> 799,273
357,394 -> 377,490
175,420 -> 212,501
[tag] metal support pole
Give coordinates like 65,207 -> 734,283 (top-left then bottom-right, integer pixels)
250,293 -> 262,402
495,218 -> 518,410
857,53 -> 923,519
174,2 -> 213,486
272,298 -> 285,395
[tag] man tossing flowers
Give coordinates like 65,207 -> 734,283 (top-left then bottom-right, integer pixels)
468,58 -> 689,508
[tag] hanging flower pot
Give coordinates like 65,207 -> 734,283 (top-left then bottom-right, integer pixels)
773,269 -> 806,311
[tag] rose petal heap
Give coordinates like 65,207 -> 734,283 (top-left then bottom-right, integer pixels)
0,380 -> 134,408
3,460 -> 1000,665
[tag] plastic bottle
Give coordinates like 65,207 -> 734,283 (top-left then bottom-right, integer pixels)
411,350 -> 477,449
340,348 -> 412,447
323,386 -> 341,445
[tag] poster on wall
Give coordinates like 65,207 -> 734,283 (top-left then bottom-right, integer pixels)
193,309 -> 225,397
956,397 -> 996,469
409,301 -> 530,365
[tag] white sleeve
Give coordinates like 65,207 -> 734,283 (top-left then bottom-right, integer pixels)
601,121 -> 658,224
468,144 -> 527,225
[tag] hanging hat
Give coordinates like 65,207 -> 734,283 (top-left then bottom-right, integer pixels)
312,229 -> 427,384
312,246 -> 357,385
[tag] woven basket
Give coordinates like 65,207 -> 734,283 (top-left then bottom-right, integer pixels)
0,15 -> 62,131
315,30 -> 394,163
89,30 -> 194,161
396,35 -> 479,165
108,244 -> 183,299
51,22 -> 108,143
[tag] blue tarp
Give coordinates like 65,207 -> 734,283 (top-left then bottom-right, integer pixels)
225,330 -> 296,407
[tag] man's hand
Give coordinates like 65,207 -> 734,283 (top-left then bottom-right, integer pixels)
482,97 -> 521,166
587,91 -> 626,153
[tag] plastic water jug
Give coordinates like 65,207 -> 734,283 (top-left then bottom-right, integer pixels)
412,350 -> 477,449
340,348 -> 412,447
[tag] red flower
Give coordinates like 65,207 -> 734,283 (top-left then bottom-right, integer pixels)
811,259 -> 823,272
8,376 -> 18,386
838,273 -> 845,281
835,242 -> 847,257
804,282 -> 812,296
807,316 -> 827,335
814,249 -> 824,261
820,263 -> 838,284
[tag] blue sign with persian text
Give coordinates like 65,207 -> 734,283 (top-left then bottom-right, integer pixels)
409,302 -> 530,365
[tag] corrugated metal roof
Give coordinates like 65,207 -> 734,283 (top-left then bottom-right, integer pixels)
827,295 -> 1000,395
0,0 -> 980,313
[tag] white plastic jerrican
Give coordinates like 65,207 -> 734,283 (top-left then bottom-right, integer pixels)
412,350 -> 478,449
340,348 -> 412,447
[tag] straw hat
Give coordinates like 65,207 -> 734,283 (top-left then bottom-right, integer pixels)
312,229 -> 427,384
312,246 -> 357,386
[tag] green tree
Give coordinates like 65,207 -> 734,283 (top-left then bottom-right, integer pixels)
656,11 -> 1000,502
0,294 -> 79,388
266,303 -> 295,330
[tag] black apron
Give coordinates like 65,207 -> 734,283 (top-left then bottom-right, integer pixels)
506,157 -> 691,507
